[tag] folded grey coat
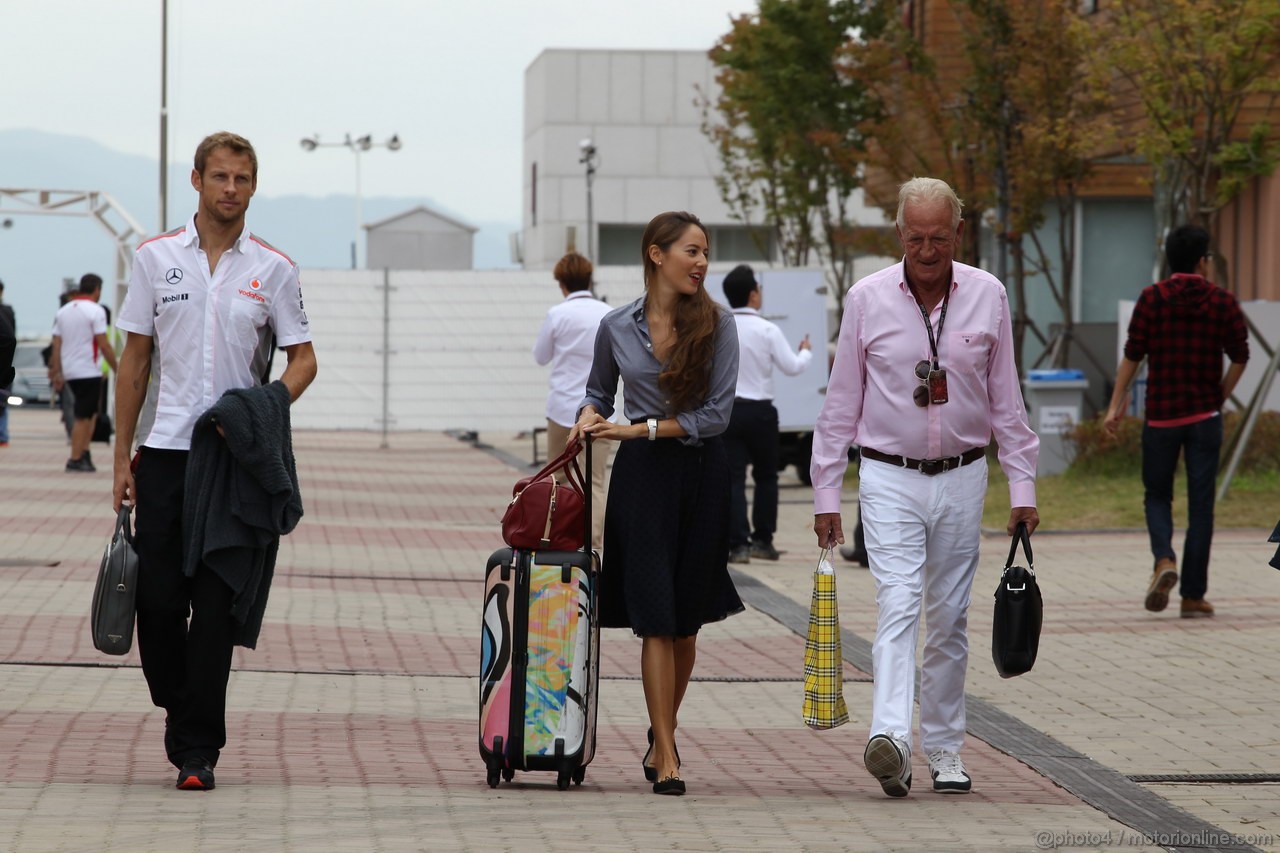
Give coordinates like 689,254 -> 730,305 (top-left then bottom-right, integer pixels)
183,379 -> 302,648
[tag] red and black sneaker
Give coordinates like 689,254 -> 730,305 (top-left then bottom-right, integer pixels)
175,757 -> 215,791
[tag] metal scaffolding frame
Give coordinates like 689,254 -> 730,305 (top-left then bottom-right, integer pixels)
0,188 -> 147,309
1219,312 -> 1280,501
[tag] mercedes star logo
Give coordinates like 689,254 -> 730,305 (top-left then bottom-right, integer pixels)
165,268 -> 184,285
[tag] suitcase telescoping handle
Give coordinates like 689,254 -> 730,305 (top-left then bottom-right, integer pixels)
1005,520 -> 1033,573
583,435 -> 592,551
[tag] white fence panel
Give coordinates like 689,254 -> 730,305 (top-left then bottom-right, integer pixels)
279,266 -> 827,437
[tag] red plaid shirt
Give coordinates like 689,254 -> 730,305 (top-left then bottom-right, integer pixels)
1123,274 -> 1249,421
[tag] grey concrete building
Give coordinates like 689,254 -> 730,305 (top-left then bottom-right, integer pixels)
520,48 -> 890,269
365,205 -> 478,271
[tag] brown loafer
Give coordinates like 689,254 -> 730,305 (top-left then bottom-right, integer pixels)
1144,559 -> 1178,612
1180,597 -> 1214,618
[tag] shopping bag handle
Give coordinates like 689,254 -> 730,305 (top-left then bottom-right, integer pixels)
1005,520 -> 1033,571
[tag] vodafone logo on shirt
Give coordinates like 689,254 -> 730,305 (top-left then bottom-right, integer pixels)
238,278 -> 266,303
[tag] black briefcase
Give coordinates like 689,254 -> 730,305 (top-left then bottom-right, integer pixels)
992,521 -> 1042,678
91,504 -> 139,655
93,412 -> 114,443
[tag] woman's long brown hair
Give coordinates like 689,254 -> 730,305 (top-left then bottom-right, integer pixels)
641,211 -> 720,414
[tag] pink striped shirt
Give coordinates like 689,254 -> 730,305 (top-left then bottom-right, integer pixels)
812,260 -> 1038,514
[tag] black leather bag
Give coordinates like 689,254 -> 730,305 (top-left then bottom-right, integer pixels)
91,504 -> 139,655
992,521 -> 1042,678
93,411 -> 114,443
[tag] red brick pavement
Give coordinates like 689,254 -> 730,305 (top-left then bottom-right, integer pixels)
0,424 -> 1119,846
0,711 -> 1076,805
1,610 -> 864,684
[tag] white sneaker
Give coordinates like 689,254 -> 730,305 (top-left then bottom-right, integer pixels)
864,734 -> 912,797
927,749 -> 972,793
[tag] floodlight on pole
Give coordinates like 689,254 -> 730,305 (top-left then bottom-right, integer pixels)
299,132 -> 403,268
578,138 -> 598,261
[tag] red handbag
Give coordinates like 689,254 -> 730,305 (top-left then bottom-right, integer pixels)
501,438 -> 589,551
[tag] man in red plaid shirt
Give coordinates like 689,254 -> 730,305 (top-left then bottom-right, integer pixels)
1104,225 -> 1249,619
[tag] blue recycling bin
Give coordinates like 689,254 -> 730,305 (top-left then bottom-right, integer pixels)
1023,369 -> 1089,476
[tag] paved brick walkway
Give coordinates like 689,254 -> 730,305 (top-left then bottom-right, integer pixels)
1,405 -> 1277,852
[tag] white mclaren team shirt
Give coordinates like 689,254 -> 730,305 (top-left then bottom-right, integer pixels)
52,298 -> 109,381
731,307 -> 812,401
117,213 -> 312,450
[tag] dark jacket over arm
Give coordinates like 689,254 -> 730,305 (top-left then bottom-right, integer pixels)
183,380 -> 302,648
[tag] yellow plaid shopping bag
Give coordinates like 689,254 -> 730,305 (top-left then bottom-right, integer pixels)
803,548 -> 849,729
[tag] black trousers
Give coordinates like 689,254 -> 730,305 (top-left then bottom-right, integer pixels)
134,447 -> 236,769
724,398 -> 780,548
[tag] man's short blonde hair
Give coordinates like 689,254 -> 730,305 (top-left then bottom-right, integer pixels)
896,177 -> 963,230
194,131 -> 258,180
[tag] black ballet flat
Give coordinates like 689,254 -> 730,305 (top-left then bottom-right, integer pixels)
644,726 -> 683,782
653,775 -> 686,796
643,727 -> 656,782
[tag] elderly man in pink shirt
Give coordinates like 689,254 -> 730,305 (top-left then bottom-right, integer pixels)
812,177 -> 1039,798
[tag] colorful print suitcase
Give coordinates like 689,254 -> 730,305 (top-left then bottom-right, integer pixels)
479,546 -> 600,789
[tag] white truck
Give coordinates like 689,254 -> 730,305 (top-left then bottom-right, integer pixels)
706,267 -> 830,484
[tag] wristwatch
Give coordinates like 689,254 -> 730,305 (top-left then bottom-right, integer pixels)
647,417 -> 658,441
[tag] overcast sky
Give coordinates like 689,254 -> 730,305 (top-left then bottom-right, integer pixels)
2,0 -> 756,225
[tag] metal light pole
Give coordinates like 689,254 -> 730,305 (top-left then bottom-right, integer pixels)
299,133 -> 402,268
578,138 -> 598,261
159,0 -> 169,233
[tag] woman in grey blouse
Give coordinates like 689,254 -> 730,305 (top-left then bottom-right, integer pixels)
572,211 -> 744,796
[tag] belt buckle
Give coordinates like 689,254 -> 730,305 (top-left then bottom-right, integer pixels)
919,458 -> 944,476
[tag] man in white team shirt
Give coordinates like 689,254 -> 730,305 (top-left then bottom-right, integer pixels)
50,273 -> 117,471
722,265 -> 812,563
113,131 -> 317,792
532,252 -> 612,548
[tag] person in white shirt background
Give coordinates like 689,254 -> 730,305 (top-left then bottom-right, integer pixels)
532,252 -> 613,549
721,265 -> 812,563
49,273 -> 117,471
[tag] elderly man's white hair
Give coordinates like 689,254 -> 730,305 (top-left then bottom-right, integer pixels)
896,177 -> 964,230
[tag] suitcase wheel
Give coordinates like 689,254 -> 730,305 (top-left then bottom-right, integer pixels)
572,766 -> 585,786
556,771 -> 570,791
486,768 -> 500,789
501,767 -> 514,783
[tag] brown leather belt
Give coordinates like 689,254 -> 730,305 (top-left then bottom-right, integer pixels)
860,446 -> 986,476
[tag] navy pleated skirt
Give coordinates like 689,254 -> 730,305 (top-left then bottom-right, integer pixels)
600,435 -> 745,637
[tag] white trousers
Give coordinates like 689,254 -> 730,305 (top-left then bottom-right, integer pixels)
858,456 -> 988,754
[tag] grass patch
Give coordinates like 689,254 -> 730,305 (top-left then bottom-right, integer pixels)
980,463 -> 1280,531
846,457 -> 1280,532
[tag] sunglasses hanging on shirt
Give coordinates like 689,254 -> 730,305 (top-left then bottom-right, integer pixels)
913,359 -> 949,407
909,282 -> 950,407
912,359 -> 949,407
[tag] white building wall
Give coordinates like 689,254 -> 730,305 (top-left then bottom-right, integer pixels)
522,47 -> 892,271
522,49 -> 731,269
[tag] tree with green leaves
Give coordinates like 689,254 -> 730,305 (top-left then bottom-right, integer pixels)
1109,0 -> 1280,284
958,1 -> 1114,370
859,0 -> 1113,371
701,0 -> 891,307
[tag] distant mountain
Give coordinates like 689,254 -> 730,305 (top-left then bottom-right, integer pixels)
0,129 -> 517,337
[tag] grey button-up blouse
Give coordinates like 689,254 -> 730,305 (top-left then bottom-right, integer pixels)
580,296 -> 738,445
